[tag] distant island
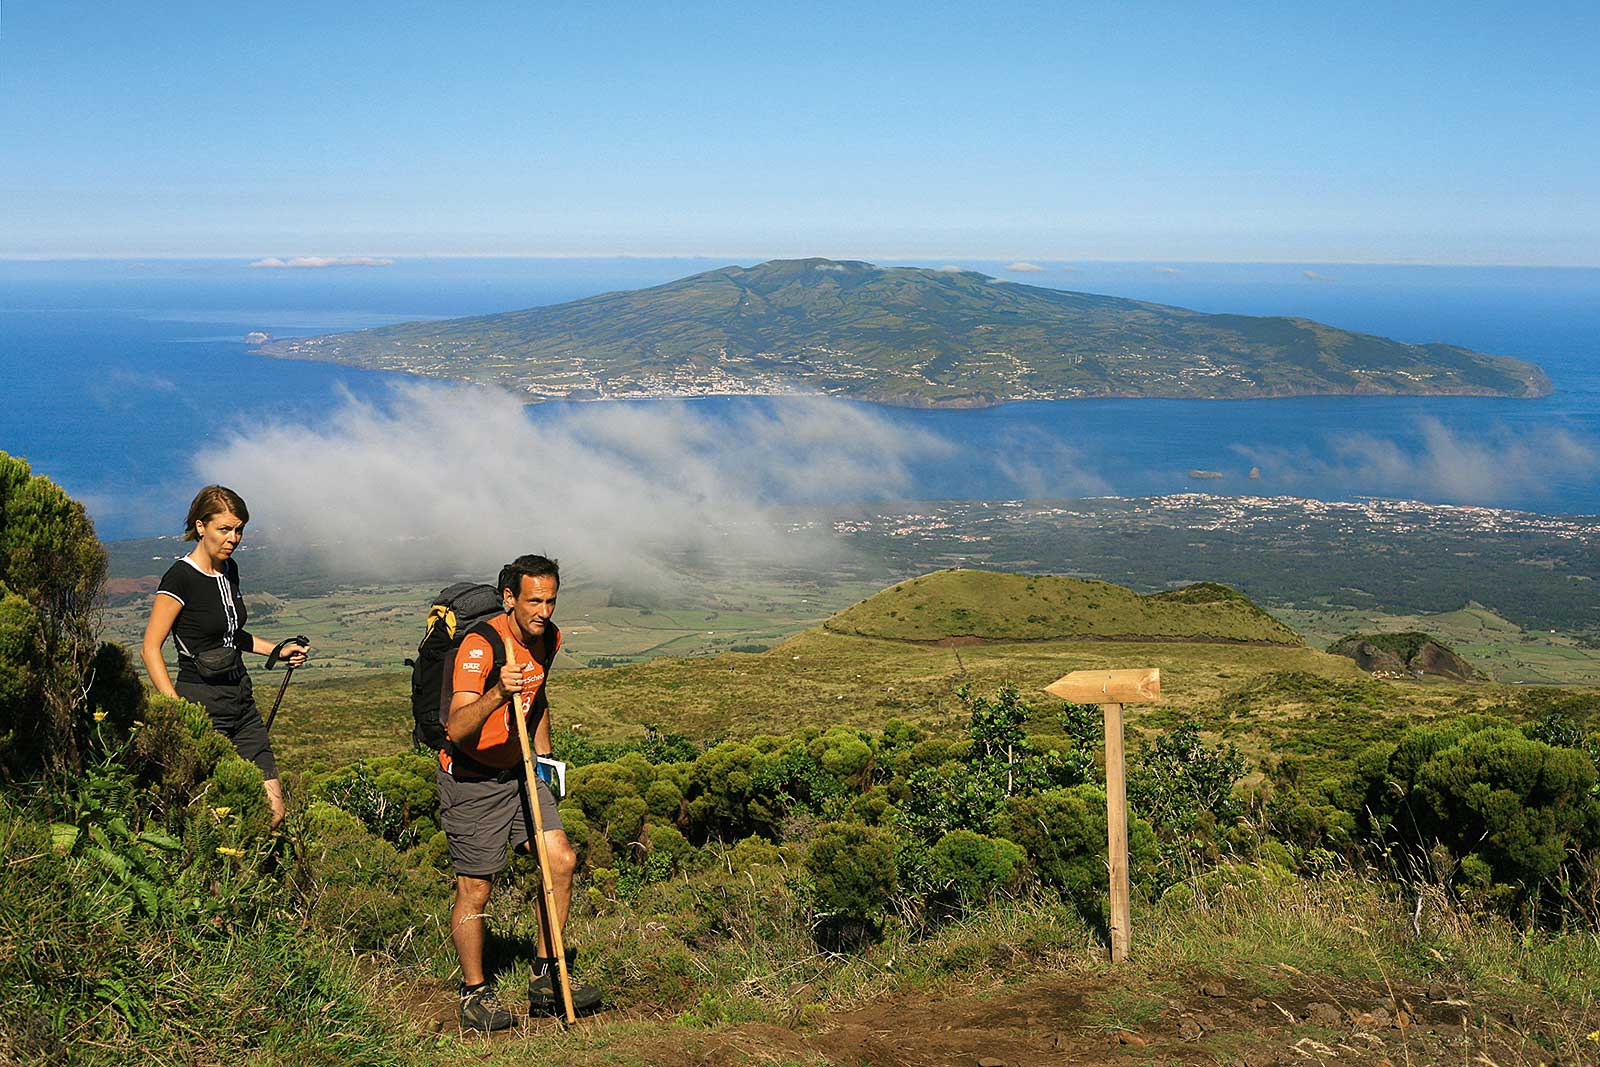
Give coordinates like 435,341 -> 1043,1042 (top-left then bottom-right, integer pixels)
256,258 -> 1552,407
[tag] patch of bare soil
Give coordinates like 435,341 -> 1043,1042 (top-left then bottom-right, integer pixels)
399,967 -> 1589,1066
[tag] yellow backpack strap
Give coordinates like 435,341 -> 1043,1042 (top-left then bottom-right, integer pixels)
425,604 -> 459,640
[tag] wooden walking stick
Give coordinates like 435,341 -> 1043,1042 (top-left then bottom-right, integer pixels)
1044,667 -> 1161,964
503,633 -> 577,1024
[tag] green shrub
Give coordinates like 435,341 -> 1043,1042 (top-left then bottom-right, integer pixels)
644,776 -> 683,818
644,821 -> 694,867
901,685 -> 1095,843
316,752 -> 438,848
0,452 -> 107,778
1,796 -> 402,1067
604,795 -> 649,856
929,829 -> 1025,904
804,820 -> 899,921
995,785 -> 1158,921
1128,720 -> 1245,880
726,834 -> 783,872
128,692 -> 238,809
296,801 -> 443,955
85,642 -> 144,741
1364,719 -> 1600,917
685,740 -> 769,841
0,584 -> 46,769
749,738 -> 844,815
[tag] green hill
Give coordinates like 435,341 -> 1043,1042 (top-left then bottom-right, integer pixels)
1327,630 -> 1482,681
258,258 -> 1551,406
821,570 -> 1302,645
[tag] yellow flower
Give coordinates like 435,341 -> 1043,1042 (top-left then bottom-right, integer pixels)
212,807 -> 232,817
93,711 -> 107,722
216,846 -> 245,858
1587,1030 -> 1600,1043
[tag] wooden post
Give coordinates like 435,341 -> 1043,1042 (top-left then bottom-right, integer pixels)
1044,668 -> 1160,965
503,634 -> 577,1024
1101,701 -> 1131,963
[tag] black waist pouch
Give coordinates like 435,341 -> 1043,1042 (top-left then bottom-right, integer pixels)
191,646 -> 243,682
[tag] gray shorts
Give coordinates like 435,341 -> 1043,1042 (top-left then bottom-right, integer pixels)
437,767 -> 563,878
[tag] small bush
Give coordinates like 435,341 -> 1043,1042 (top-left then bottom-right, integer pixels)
296,801 -> 442,955
995,785 -> 1158,922
805,820 -> 899,922
1363,718 -> 1600,918
316,751 -> 438,848
929,829 -> 1025,904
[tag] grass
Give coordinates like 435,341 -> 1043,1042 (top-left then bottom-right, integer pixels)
1276,601 -> 1600,686
825,569 -> 1301,644
267,621 -> 1491,792
0,805 -> 411,1067
399,863 -> 1600,1067
98,575 -> 881,675
265,630 -> 1376,771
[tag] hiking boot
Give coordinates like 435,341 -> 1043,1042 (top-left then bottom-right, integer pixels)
528,968 -> 603,1016
459,984 -> 515,1031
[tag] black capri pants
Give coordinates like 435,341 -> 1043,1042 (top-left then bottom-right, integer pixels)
175,672 -> 279,781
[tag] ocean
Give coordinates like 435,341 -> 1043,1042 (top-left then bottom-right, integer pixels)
2,258 -> 1597,541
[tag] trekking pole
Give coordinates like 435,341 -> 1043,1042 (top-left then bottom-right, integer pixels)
503,633 -> 577,1025
263,634 -> 311,732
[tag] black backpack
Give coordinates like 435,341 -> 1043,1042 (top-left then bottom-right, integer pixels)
407,583 -> 506,750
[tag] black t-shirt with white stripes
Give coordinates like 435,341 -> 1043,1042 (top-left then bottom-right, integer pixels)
156,556 -> 254,682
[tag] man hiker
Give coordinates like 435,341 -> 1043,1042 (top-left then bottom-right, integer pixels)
437,554 -> 601,1030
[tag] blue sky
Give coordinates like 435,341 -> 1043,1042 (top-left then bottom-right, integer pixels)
2,1 -> 1595,264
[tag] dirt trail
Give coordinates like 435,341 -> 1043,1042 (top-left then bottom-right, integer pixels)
417,966 -> 1569,1066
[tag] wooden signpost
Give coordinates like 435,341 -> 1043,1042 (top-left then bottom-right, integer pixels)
1043,667 -> 1161,964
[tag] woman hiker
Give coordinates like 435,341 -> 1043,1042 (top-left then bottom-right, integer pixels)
141,485 -> 309,828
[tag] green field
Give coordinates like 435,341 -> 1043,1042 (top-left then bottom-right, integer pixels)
1279,601 -> 1600,686
827,570 -> 1300,644
268,602 -> 1507,795
101,574 -> 884,678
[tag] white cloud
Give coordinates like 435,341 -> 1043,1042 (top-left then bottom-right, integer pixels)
198,383 -> 952,582
1059,265 -> 1081,273
248,256 -> 395,269
1005,261 -> 1047,273
1152,266 -> 1181,275
1235,419 -> 1600,506
1302,269 -> 1334,283
936,264 -> 967,273
990,432 -> 1111,499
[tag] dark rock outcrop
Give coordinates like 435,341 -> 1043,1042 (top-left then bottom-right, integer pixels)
1327,631 -> 1480,681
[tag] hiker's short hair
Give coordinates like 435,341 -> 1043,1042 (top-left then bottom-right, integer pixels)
499,554 -> 560,597
182,485 -> 250,541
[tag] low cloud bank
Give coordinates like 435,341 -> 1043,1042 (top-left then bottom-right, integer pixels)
198,384 -> 951,582
1237,418 -> 1600,506
248,256 -> 395,269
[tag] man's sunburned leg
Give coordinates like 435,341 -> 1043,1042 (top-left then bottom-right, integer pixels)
452,874 -> 494,985
534,830 -> 576,956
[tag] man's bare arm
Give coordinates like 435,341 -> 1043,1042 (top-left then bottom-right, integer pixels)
445,660 -> 529,743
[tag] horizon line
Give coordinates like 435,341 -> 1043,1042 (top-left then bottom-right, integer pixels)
3,252 -> 1600,270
